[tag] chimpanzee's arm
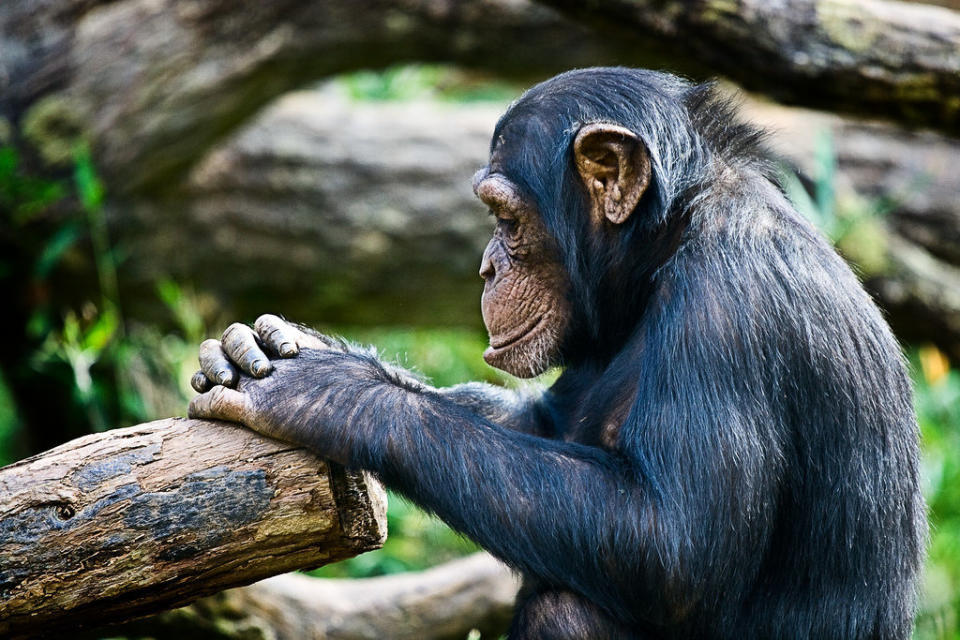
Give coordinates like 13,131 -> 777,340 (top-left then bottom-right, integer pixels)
189,348 -> 651,622
191,315 -> 553,437
437,383 -> 551,437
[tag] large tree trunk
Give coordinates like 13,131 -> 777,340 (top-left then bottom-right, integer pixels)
95,553 -> 519,640
0,418 -> 386,638
107,89 -> 960,355
2,0 -> 956,198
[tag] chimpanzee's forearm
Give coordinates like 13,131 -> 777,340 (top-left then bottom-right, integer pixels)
438,382 -> 552,437
294,330 -> 552,437
339,383 -> 650,620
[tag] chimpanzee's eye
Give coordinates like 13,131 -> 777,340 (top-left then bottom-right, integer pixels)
497,217 -> 518,234
489,209 -> 517,233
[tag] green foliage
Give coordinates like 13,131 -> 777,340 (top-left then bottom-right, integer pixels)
914,346 -> 960,640
0,145 -> 207,439
0,146 -> 66,225
339,65 -> 521,103
32,304 -> 120,431
20,144 -> 128,432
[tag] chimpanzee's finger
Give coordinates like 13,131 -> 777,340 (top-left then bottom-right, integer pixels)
199,339 -> 238,387
191,370 -> 213,393
188,385 -> 249,424
221,323 -> 273,378
254,314 -> 302,358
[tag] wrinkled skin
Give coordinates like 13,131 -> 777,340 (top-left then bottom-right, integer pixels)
473,165 -> 571,378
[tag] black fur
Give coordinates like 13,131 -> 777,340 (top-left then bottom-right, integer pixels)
281,68 -> 926,639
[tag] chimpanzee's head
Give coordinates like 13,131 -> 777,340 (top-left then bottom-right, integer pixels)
473,68 -> 708,377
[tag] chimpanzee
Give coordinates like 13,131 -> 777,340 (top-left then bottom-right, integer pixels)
189,68 -> 926,639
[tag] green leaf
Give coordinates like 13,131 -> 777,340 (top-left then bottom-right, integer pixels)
0,146 -> 17,179
35,222 -> 83,279
812,130 -> 836,224
73,144 -> 104,212
81,307 -> 119,354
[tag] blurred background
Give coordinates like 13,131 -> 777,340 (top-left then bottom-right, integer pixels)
2,0 -> 960,637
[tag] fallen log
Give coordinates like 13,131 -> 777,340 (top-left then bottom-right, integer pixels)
0,418 -> 387,638
95,552 -> 520,640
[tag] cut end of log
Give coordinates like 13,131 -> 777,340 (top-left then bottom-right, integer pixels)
0,418 -> 387,637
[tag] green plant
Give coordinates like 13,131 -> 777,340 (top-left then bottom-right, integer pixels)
26,144 -> 126,431
778,130 -> 893,275
913,346 -> 960,640
0,144 -> 209,443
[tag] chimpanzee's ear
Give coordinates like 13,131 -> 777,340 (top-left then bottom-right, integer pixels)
573,123 -> 651,225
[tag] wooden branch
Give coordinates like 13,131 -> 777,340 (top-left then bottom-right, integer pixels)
96,552 -> 520,640
5,0 -> 957,201
538,0 -> 960,136
0,418 -> 387,639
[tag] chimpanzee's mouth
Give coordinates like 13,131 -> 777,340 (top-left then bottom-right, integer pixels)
489,315 -> 545,350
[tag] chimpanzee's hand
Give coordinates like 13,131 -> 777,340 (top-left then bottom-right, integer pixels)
189,314 -> 342,392
188,342 -> 419,464
188,315 -> 428,463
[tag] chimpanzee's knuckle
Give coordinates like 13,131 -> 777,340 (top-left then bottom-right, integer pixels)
222,322 -> 249,342
208,386 -> 231,413
255,314 -> 281,331
200,338 -> 222,352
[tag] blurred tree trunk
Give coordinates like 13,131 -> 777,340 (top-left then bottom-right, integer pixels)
107,90 -> 960,357
0,0 -> 625,194
93,553 -> 519,640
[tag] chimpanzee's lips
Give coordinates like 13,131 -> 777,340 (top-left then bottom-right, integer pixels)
489,315 -> 545,350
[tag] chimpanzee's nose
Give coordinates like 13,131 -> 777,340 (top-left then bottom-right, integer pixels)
479,245 -> 496,280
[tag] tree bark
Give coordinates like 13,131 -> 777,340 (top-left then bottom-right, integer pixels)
116,90 -> 496,327
95,552 -> 519,640
537,0 -> 960,136
0,418 -> 387,639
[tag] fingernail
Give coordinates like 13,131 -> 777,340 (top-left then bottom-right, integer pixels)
252,360 -> 272,376
217,371 -> 233,385
279,342 -> 297,357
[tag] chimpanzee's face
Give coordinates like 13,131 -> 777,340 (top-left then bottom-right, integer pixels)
473,118 -> 651,377
472,152 -> 571,379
